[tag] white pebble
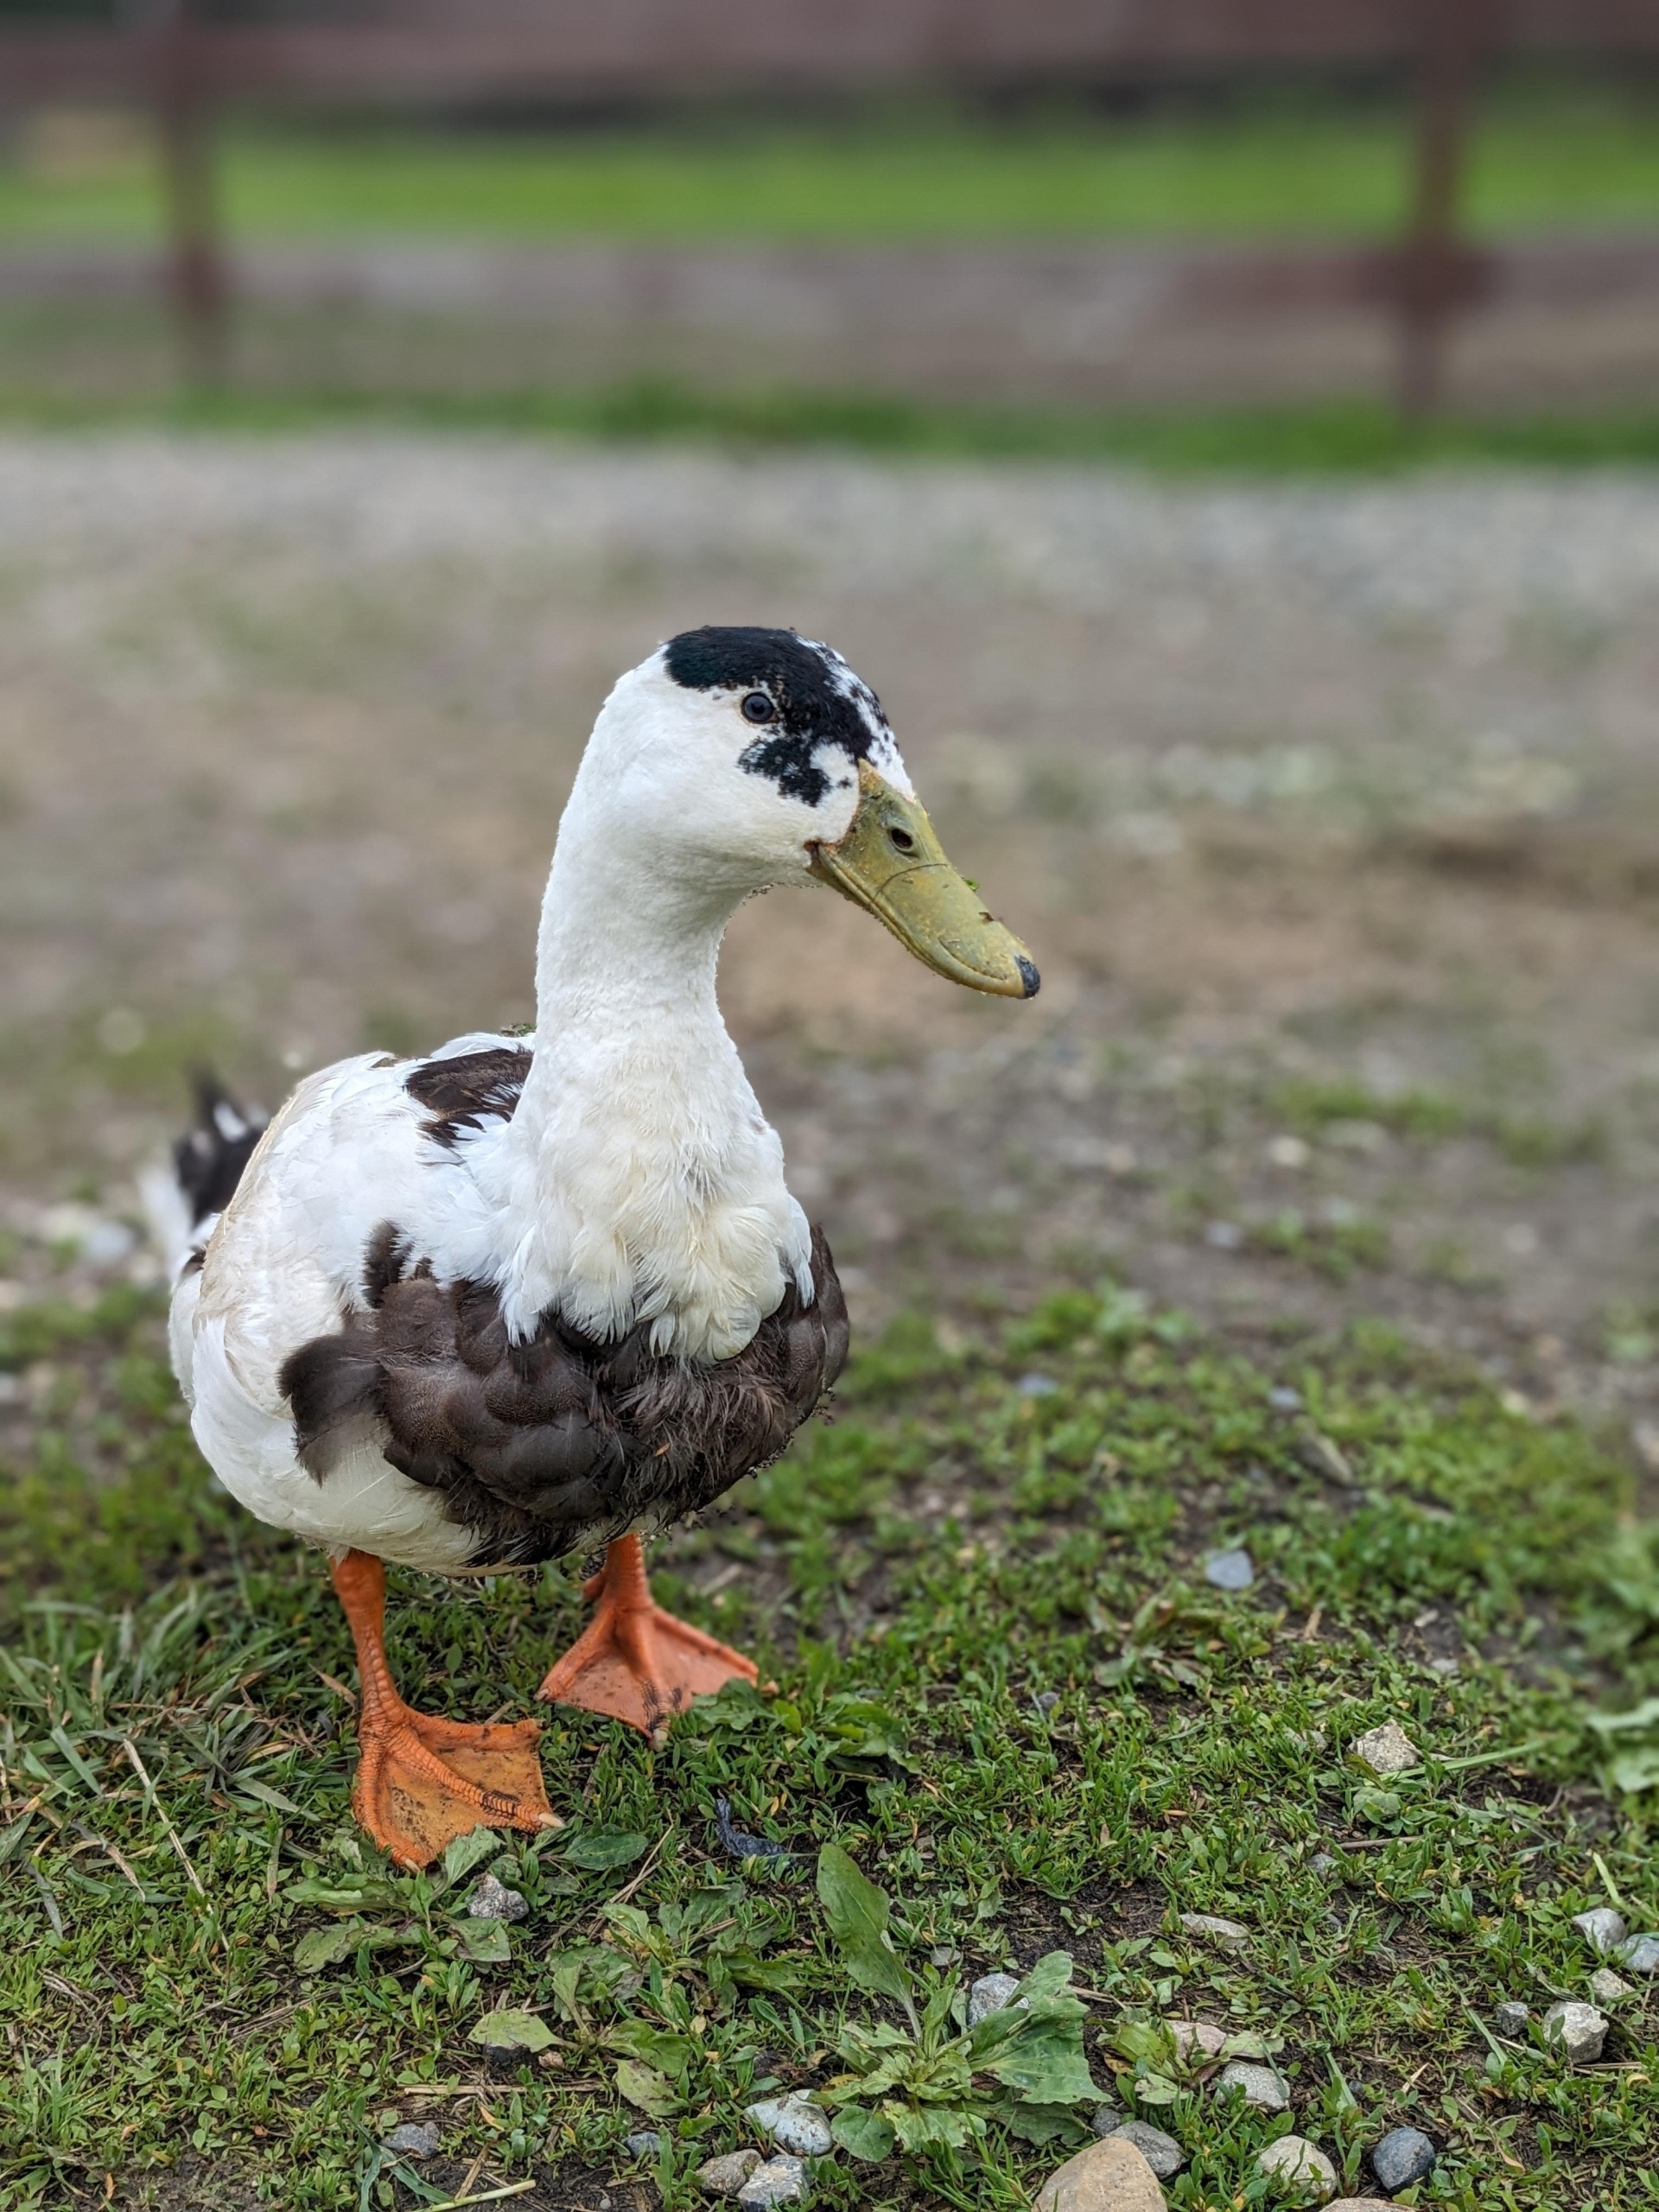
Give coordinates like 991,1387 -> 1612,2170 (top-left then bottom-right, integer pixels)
743,2094 -> 831,2159
1255,2135 -> 1338,2202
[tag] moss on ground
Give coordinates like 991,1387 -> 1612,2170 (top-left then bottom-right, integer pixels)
1,1284 -> 1656,2208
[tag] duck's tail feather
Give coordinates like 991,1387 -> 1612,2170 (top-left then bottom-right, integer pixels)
141,1072 -> 268,1282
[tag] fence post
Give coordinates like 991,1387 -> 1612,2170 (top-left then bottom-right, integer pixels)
1395,0 -> 1497,420
136,0 -> 228,389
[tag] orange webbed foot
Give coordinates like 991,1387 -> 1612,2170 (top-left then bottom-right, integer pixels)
539,1534 -> 758,1736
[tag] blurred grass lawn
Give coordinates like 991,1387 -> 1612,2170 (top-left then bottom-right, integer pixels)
3,85 -> 1659,244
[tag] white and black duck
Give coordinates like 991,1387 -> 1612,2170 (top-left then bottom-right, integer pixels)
158,626 -> 1037,1867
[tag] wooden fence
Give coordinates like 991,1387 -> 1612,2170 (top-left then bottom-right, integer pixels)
3,0 -> 1658,411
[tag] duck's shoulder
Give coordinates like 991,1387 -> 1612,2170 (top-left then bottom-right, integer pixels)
401,1034 -> 535,1149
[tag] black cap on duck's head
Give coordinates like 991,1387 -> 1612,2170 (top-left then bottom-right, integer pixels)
597,625 -> 1039,1000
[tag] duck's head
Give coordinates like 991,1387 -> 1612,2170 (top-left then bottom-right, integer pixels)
583,626 -> 1038,1000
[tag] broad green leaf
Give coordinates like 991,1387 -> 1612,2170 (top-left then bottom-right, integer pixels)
1587,1697 -> 1659,1735
607,2021 -> 696,2082
453,1916 -> 510,1964
1000,2100 -> 1091,2147
1610,1745 -> 1659,1792
1014,1953 -> 1077,2006
1354,1786 -> 1402,1825
1133,2070 -> 1180,2106
885,2101 -> 976,2153
469,2007 -> 554,2054
831,2106 -> 896,2163
614,2058 -> 679,2117
1109,2021 -> 1176,2069
441,1827 -> 503,1887
546,1943 -> 642,2022
817,1843 -> 914,2013
567,1829 -> 651,1871
294,1920 -> 410,1974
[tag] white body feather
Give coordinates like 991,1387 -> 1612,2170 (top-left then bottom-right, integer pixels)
170,641 -> 906,1573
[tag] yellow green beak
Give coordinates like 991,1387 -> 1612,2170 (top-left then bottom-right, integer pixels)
808,762 -> 1039,1000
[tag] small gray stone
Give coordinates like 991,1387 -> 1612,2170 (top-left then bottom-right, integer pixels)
1571,1905 -> 1628,1955
931,1943 -> 957,1967
1616,1932 -> 1659,1974
385,2122 -> 440,2158
743,2093 -> 832,2158
1493,2000 -> 1531,2037
467,1872 -> 529,1923
1108,2119 -> 1185,2178
1589,1967 -> 1631,2005
1310,1853 -> 1338,1879
1033,1690 -> 1061,1715
1351,1721 -> 1421,1777
625,2131 -> 664,2159
1179,1911 -> 1250,1951
1256,2135 -> 1338,2202
1217,2059 -> 1291,2111
737,2156 -> 807,2209
1268,1387 -> 1304,1410
1204,1547 -> 1255,1592
1542,2000 -> 1608,2065
697,2149 -> 763,2197
1090,2104 -> 1124,2138
1370,2125 -> 1436,2191
968,1970 -> 1025,2024
1018,1372 -> 1060,1397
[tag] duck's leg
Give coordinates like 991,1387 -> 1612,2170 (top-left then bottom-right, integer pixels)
538,1534 -> 758,1737
332,1550 -> 558,1870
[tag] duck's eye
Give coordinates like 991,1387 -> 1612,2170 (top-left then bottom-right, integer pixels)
741,691 -> 775,724
889,825 -> 917,854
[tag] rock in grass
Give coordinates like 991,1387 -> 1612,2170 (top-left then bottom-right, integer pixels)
1617,1933 -> 1659,1974
1033,2133 -> 1166,2211
1327,2202 -> 1402,2211
1109,2120 -> 1185,2178
1178,1912 -> 1249,1952
1589,1967 -> 1631,2006
1493,2001 -> 1531,2037
1216,2059 -> 1291,2112
744,2094 -> 832,2158
1167,2020 -> 1229,2063
625,2130 -> 664,2158
968,1970 -> 1025,2024
467,1872 -> 529,1923
384,2122 -> 440,2158
1090,2106 -> 1125,2138
1370,2126 -> 1437,2191
737,2156 -> 807,2209
1542,2000 -> 1607,2065
698,2149 -> 763,2196
1350,1722 -> 1421,1777
1571,1906 -> 1628,1955
1203,1547 -> 1255,1592
1255,2136 -> 1338,2202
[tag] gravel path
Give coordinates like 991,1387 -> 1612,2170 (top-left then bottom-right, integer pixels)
3,434 -> 1658,1455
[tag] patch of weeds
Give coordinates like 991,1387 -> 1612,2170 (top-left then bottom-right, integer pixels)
1274,1077 -> 1467,1143
1,1285 -> 1656,2207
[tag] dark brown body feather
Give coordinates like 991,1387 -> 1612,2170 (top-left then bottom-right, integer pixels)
277,1224 -> 849,1570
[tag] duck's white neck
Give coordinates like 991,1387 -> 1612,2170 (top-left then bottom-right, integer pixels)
488,810 -> 810,1360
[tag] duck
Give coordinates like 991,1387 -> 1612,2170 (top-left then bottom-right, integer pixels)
158,626 -> 1037,1868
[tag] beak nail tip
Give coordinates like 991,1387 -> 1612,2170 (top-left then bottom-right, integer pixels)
1016,956 -> 1041,1000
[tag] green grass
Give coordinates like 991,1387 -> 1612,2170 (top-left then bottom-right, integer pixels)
3,1281 -> 1658,2207
13,378 -> 1659,475
5,85 -> 1659,246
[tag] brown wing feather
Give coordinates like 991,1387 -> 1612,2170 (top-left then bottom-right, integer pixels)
277,1227 -> 848,1567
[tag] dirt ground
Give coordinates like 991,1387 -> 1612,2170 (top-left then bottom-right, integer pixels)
3,435 -> 1659,1460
